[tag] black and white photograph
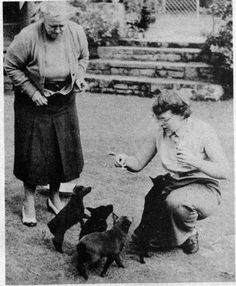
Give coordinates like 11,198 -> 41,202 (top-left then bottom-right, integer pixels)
2,0 -> 235,284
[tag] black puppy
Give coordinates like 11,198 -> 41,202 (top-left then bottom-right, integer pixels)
133,175 -> 172,264
48,185 -> 91,253
77,216 -> 132,279
79,204 -> 113,239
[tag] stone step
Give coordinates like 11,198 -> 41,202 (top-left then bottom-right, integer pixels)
118,38 -> 205,49
87,59 -> 214,82
85,73 -> 220,98
98,46 -> 202,62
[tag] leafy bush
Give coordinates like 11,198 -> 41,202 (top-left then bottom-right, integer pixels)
123,0 -> 155,31
138,4 -> 152,30
200,0 -> 232,94
122,0 -> 143,14
70,5 -> 120,48
68,0 -> 88,11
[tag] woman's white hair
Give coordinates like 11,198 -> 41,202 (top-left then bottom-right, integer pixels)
40,1 -> 70,17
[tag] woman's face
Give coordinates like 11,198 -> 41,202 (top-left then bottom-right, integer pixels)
44,15 -> 66,39
154,110 -> 184,133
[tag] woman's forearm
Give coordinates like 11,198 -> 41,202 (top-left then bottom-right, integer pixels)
196,159 -> 229,180
5,42 -> 37,98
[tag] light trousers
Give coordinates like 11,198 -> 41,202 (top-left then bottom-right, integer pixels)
165,183 -> 221,245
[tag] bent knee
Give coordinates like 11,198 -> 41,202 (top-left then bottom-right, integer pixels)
165,192 -> 194,213
165,192 -> 182,210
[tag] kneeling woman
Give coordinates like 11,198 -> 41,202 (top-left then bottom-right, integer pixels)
114,90 -> 229,254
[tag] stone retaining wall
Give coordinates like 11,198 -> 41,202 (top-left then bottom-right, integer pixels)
87,60 -> 215,82
97,46 -> 202,62
85,74 -> 223,100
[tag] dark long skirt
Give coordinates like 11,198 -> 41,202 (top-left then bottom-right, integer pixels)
14,90 -> 84,185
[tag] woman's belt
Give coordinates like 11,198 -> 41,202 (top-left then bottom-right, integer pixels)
44,80 -> 69,92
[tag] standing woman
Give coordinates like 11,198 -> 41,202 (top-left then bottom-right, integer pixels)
114,90 -> 229,254
5,1 -> 89,226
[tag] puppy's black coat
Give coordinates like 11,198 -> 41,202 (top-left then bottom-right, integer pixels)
79,204 -> 113,239
77,216 -> 131,279
133,175 -> 170,264
48,185 -> 91,253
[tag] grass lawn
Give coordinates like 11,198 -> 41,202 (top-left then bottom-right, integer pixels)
4,92 -> 235,284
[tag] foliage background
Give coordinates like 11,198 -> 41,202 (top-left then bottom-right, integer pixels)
200,0 -> 232,93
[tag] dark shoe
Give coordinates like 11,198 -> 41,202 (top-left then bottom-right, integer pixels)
181,232 -> 199,254
22,206 -> 37,227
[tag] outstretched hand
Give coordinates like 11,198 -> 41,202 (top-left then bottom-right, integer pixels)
109,152 -> 127,169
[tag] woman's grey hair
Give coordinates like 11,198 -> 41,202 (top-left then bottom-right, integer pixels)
152,89 -> 192,118
40,1 -> 70,17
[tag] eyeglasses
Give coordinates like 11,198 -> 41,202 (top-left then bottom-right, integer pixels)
47,24 -> 65,31
153,114 -> 174,124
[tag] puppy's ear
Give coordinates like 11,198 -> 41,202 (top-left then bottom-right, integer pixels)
112,212 -> 119,225
87,207 -> 95,214
149,176 -> 155,184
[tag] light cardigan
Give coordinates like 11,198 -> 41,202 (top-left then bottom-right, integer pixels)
4,19 -> 89,98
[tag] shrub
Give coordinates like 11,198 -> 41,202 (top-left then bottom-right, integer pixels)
123,0 -> 155,31
68,0 -> 88,11
200,0 -> 232,95
70,5 -> 120,58
123,0 -> 143,14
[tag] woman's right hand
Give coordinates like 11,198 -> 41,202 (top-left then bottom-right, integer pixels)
32,91 -> 48,106
114,153 -> 128,168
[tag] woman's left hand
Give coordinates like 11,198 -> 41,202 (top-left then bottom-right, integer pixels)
176,147 -> 201,169
75,78 -> 88,92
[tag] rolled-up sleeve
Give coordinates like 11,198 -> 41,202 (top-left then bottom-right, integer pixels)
4,31 -> 37,98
